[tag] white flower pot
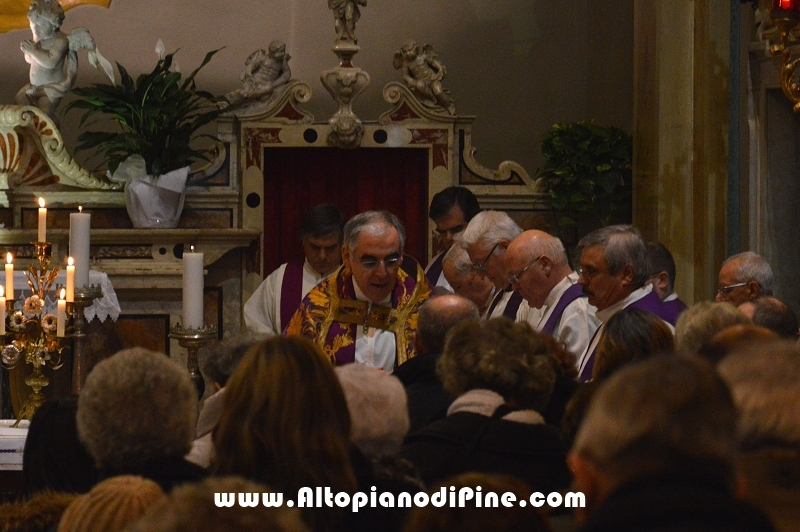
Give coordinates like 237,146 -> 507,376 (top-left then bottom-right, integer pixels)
125,166 -> 189,228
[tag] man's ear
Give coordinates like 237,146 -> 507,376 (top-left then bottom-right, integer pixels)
619,264 -> 635,286
654,271 -> 670,292
342,245 -> 352,268
540,256 -> 552,276
746,280 -> 760,300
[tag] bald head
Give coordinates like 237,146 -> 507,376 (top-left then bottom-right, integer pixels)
416,295 -> 480,355
505,230 -> 572,308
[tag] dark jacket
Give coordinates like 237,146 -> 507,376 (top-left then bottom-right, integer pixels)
400,411 -> 571,492
393,353 -> 452,434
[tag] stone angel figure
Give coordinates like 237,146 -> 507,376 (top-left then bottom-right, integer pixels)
226,40 -> 292,107
393,40 -> 456,115
16,0 -> 114,122
329,0 -> 367,43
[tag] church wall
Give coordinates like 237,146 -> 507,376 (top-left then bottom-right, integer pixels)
0,0 -> 634,179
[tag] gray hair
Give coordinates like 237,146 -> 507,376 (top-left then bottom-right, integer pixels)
198,332 -> 269,387
77,348 -> 197,472
335,364 -> 409,458
417,295 -> 480,354
578,224 -> 650,287
572,356 -> 738,483
343,211 -> 406,254
459,211 -> 522,250
674,301 -> 751,355
717,342 -> 800,449
442,244 -> 473,277
724,251 -> 775,296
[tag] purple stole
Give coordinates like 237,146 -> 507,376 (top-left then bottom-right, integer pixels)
660,298 -> 688,327
425,252 -> 445,288
541,283 -> 585,335
486,289 -> 524,320
279,262 -> 305,333
578,290 -> 673,382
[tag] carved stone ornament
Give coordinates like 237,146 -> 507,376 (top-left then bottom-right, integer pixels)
392,40 -> 455,116
328,0 -> 367,44
0,105 -> 121,190
225,41 -> 295,116
321,41 -> 370,149
224,80 -> 314,123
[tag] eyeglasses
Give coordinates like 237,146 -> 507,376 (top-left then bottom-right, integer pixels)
717,282 -> 747,296
576,265 -> 602,280
508,256 -> 543,286
472,242 -> 500,273
358,254 -> 401,271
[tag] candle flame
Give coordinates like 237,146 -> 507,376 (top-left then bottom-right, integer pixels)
0,285 -> 4,298
60,288 -> 66,300
190,245 -> 195,252
38,197 -> 45,208
6,253 -> 11,265
68,256 -> 74,266
78,206 -> 83,213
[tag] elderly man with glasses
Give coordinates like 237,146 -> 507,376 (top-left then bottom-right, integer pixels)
285,210 -> 431,371
715,251 -> 774,307
459,210 -> 535,322
505,230 -> 599,358
574,225 -> 675,382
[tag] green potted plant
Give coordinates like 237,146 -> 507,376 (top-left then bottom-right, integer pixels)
64,44 -> 228,228
536,121 -> 633,241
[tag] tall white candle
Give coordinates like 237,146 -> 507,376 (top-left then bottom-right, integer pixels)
5,253 -> 13,301
182,247 -> 204,329
69,208 -> 91,289
65,257 -> 75,303
0,285 -> 6,336
57,288 -> 66,337
37,197 -> 46,243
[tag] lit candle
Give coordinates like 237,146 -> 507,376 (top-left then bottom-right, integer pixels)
65,257 -> 75,303
182,246 -> 204,329
57,288 -> 66,337
0,285 -> 5,336
37,197 -> 46,243
69,207 -> 91,289
5,253 -> 13,301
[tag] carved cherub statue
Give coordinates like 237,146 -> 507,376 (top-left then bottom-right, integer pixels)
226,40 -> 292,107
393,40 -> 456,115
15,0 -> 113,122
328,0 -> 367,43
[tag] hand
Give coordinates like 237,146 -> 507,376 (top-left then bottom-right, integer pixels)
20,40 -> 35,54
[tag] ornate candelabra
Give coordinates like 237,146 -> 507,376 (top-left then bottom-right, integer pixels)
1,243 -> 70,426
769,1 -> 800,112
169,323 -> 217,399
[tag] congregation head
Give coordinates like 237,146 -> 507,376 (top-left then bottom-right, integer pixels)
342,210 -> 406,302
716,251 -> 774,306
198,332 -> 268,388
460,211 -> 522,290
737,296 -> 798,340
76,347 -> 197,475
439,318 -> 557,412
646,241 -> 677,300
300,203 -> 346,276
429,186 -> 480,250
674,300 -> 751,355
441,245 -> 494,311
505,229 -> 570,308
415,294 -> 480,355
335,364 -> 409,459
576,224 -> 649,310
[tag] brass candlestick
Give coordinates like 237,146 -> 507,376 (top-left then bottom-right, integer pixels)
1,242 -> 70,426
769,8 -> 800,112
169,323 -> 217,399
68,284 -> 103,394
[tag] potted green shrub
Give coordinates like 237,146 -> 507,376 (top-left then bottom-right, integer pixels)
536,121 -> 633,242
64,45 -> 227,228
